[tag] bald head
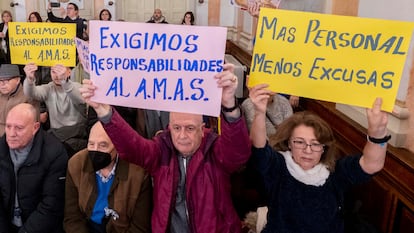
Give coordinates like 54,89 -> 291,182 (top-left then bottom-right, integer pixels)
6,103 -> 40,149
88,121 -> 117,157
153,8 -> 163,21
7,103 -> 38,124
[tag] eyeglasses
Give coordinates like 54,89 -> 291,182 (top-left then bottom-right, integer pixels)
67,7 -> 75,10
290,139 -> 325,152
0,78 -> 15,85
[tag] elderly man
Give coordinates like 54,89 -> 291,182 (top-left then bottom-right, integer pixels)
64,121 -> 152,233
0,64 -> 36,136
80,63 -> 251,233
24,63 -> 87,156
146,8 -> 168,24
0,103 -> 68,233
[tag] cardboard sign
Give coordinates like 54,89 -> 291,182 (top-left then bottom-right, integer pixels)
88,20 -> 227,116
75,38 -> 90,73
249,8 -> 414,112
8,22 -> 76,67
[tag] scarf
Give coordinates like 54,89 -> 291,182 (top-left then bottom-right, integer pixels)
280,151 -> 330,186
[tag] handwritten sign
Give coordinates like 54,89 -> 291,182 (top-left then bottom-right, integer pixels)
75,38 -> 90,73
249,8 -> 414,112
89,20 -> 227,116
8,22 -> 76,67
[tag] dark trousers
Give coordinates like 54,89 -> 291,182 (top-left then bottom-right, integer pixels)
88,219 -> 107,233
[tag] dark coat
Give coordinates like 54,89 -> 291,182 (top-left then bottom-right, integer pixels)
47,12 -> 87,40
0,130 -> 68,233
64,149 -> 152,233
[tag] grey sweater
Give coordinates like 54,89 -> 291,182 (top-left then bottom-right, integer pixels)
23,79 -> 86,129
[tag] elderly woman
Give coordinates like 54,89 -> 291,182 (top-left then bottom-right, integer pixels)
249,83 -> 389,233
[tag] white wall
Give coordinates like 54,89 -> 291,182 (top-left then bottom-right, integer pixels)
358,0 -> 414,101
359,0 -> 414,22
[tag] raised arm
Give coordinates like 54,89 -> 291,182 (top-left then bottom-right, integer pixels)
212,63 -> 251,171
23,63 -> 50,101
80,79 -> 112,117
360,98 -> 389,174
52,65 -> 85,104
249,84 -> 274,148
215,63 -> 241,119
47,2 -> 64,23
247,1 -> 261,18
79,79 -> 160,173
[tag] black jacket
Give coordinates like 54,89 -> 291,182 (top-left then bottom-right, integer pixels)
0,130 -> 68,233
47,12 -> 87,40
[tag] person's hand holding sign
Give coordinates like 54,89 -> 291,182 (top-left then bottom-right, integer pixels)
215,63 -> 241,118
23,63 -> 38,83
249,83 -> 275,115
80,79 -> 111,118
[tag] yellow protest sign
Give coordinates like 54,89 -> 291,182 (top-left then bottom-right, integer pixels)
249,8 -> 414,112
8,22 -> 76,67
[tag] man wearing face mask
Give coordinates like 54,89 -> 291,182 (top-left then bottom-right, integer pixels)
64,121 -> 152,233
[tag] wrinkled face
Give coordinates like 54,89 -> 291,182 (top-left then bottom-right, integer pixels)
0,77 -> 20,95
87,122 -> 117,160
2,12 -> 12,23
153,9 -> 162,21
184,14 -> 192,24
288,125 -> 324,170
169,112 -> 204,157
6,107 -> 40,150
100,10 -> 110,21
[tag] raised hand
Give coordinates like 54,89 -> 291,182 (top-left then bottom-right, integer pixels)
249,83 -> 274,115
79,79 -> 111,117
366,97 -> 388,138
23,63 -> 38,82
215,63 -> 237,108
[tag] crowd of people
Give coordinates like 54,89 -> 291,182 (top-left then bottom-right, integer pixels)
0,2 -> 391,233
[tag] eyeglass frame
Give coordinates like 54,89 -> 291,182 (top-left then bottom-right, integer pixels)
0,77 -> 18,85
289,138 -> 325,152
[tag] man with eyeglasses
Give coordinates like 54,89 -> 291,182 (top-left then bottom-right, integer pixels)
80,63 -> 251,233
0,64 -> 37,136
47,2 -> 87,40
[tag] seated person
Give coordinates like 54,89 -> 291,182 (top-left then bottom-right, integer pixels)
136,109 -> 169,138
146,8 -> 168,23
0,64 -> 37,136
23,63 -> 87,156
242,92 -> 293,138
79,63 -> 252,233
0,103 -> 67,233
64,121 -> 151,233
